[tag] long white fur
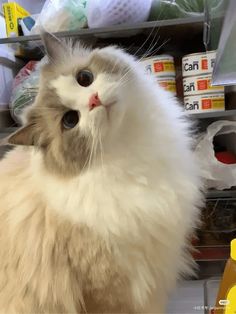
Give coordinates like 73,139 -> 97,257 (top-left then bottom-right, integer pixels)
0,46 -> 202,313
30,47 -> 201,311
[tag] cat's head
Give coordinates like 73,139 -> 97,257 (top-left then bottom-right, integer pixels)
8,32 -> 150,176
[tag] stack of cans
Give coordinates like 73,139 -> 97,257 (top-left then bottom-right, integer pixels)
141,55 -> 177,96
182,51 -> 225,114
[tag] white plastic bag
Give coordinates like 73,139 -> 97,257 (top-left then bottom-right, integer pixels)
31,0 -> 87,34
87,0 -> 152,28
195,120 -> 236,190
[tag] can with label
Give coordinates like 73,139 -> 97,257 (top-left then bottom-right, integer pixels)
141,55 -> 175,77
183,74 -> 224,96
157,77 -> 177,95
184,93 -> 225,114
182,51 -> 216,77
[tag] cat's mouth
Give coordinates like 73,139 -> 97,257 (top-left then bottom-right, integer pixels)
90,100 -> 116,119
88,93 -> 117,124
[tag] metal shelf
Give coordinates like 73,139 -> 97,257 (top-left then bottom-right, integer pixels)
0,127 -> 18,135
206,189 -> 236,199
188,109 -> 236,119
0,16 -> 205,44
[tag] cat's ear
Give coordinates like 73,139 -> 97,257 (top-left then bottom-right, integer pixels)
7,124 -> 38,146
41,31 -> 66,61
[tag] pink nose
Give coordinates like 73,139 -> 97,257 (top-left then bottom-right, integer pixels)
89,93 -> 101,111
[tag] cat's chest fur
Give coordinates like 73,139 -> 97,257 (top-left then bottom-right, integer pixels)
34,152 -> 164,306
0,148 -> 179,314
0,149 -> 169,312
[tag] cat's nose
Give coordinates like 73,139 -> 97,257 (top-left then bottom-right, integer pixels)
89,93 -> 101,111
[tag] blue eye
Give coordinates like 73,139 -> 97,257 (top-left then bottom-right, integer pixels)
76,70 -> 94,87
62,110 -> 80,129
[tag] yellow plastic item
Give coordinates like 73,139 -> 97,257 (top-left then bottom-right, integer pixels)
215,239 -> 236,314
2,2 -> 29,37
225,286 -> 236,314
230,239 -> 236,261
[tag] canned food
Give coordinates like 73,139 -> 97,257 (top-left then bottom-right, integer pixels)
157,77 -> 176,95
183,74 -> 224,96
184,93 -> 225,114
141,55 -> 175,77
182,51 -> 216,77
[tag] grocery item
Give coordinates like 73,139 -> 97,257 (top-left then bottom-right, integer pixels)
215,239 -> 236,314
182,50 -> 225,114
0,48 -> 17,108
2,2 -> 30,37
19,15 -> 37,36
195,120 -> 236,190
183,75 -> 224,96
183,74 -> 224,96
182,51 -> 216,77
87,0 -> 152,28
149,0 -> 224,21
184,93 -> 225,113
10,59 -> 45,124
141,55 -> 177,95
157,77 -> 177,95
142,55 -> 175,78
31,0 -> 87,34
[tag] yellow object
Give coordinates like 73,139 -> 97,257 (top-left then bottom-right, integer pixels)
230,239 -> 236,261
225,286 -> 236,314
2,2 -> 30,37
215,239 -> 236,314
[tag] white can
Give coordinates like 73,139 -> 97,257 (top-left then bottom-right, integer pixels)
141,55 -> 175,77
182,51 -> 216,77
157,77 -> 177,95
184,93 -> 225,114
183,74 -> 224,96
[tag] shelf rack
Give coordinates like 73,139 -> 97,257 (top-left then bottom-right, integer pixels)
188,109 -> 236,119
0,16 -> 205,44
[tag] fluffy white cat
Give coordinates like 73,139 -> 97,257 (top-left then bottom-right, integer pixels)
0,32 -> 202,313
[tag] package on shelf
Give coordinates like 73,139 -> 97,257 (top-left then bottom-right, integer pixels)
183,74 -> 224,96
31,0 -> 87,34
195,120 -> 236,190
182,51 -> 216,77
141,55 -> 177,96
141,55 -> 175,78
184,93 -> 225,113
0,16 -> 17,127
2,2 -> 30,37
182,50 -> 225,114
157,77 -> 177,96
0,48 -> 17,107
87,0 -> 152,28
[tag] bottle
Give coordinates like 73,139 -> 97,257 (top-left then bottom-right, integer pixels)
215,239 -> 236,314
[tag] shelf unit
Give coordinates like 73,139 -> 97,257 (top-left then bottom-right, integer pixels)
188,109 -> 236,119
0,17 -> 205,44
207,189 -> 236,199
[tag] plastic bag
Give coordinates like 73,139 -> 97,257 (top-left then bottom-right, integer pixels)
149,0 -> 224,21
195,120 -> 236,190
31,0 -> 87,34
87,0 -> 152,28
9,59 -> 46,124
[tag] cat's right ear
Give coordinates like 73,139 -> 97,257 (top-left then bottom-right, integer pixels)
7,124 -> 39,146
41,31 -> 66,62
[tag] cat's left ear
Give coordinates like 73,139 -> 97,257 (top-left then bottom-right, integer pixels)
7,124 -> 39,146
41,31 -> 66,61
